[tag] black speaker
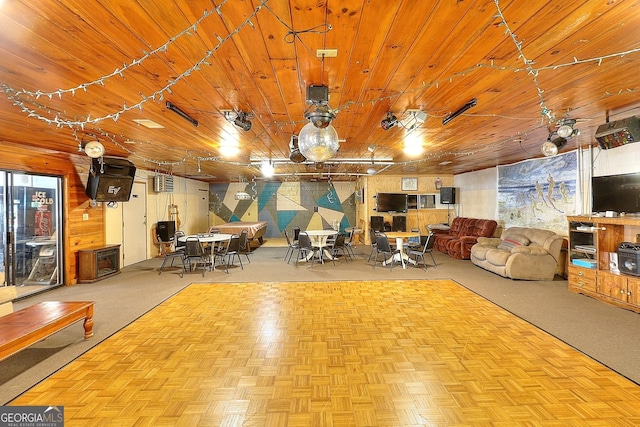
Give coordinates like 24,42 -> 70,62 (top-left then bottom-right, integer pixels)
440,187 -> 457,204
392,216 -> 406,232
86,157 -> 136,202
157,221 -> 176,242
370,216 -> 384,232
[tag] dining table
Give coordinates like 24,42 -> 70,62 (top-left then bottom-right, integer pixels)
178,233 -> 233,270
303,230 -> 338,262
384,231 -> 420,268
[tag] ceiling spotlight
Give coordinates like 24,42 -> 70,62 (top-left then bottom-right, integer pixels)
556,118 -> 579,138
304,105 -> 336,128
80,136 -> 105,158
541,136 -> 567,157
289,135 -> 306,163
381,112 -> 398,130
223,110 -> 252,131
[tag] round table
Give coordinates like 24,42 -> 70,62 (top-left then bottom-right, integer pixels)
384,231 -> 420,268
303,230 -> 338,261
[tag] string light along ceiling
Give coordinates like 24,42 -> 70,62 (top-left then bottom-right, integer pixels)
0,0 -> 639,179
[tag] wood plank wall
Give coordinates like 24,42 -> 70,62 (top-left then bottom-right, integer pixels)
0,141 -> 104,285
363,175 -> 453,243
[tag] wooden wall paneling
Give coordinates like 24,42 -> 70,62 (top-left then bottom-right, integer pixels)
0,141 -> 104,285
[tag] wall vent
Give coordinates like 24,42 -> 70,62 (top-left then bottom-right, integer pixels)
154,174 -> 174,192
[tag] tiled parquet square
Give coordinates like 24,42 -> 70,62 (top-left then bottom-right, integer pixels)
11,280 -> 640,426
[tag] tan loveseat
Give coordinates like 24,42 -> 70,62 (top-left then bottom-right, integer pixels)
470,226 -> 564,280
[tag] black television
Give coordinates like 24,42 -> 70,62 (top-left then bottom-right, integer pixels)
375,193 -> 407,213
592,172 -> 640,214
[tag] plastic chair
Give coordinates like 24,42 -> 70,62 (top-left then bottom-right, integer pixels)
158,233 -> 185,277
329,233 -> 349,264
295,232 -> 321,267
182,237 -> 208,277
367,229 -> 378,262
283,229 -> 299,263
372,233 -> 401,270
407,232 -> 437,271
214,234 -> 242,273
238,229 -> 251,263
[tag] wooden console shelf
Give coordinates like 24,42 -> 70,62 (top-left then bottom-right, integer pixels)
78,245 -> 121,283
567,215 -> 640,313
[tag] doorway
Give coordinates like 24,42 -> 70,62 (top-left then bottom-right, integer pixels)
0,172 -> 63,296
122,181 -> 147,266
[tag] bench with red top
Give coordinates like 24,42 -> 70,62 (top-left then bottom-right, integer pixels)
0,301 -> 95,362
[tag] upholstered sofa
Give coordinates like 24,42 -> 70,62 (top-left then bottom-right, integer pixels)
470,226 -> 564,280
432,217 -> 498,259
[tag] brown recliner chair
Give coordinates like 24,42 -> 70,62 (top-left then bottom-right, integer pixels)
433,217 -> 498,260
445,219 -> 497,259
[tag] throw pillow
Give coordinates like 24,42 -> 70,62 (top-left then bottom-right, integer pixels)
497,234 -> 530,251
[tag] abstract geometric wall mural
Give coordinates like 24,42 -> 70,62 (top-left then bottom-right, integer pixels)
209,181 -> 357,238
498,150 -> 577,233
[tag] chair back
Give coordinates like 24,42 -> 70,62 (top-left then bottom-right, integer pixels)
226,235 -> 241,253
422,232 -> 436,253
239,230 -> 249,251
174,230 -> 185,248
376,234 -> 392,252
284,229 -> 292,246
292,226 -> 301,242
184,237 -> 203,256
369,228 -> 377,247
345,228 -> 355,244
332,233 -> 345,248
298,232 -> 312,249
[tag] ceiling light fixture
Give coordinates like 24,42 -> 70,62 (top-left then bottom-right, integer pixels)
298,122 -> 340,162
556,118 -> 579,138
541,135 -> 568,157
304,104 -> 336,129
261,160 -> 274,178
222,110 -> 253,131
380,112 -> 398,130
399,110 -> 427,131
166,101 -> 199,127
289,135 -> 306,163
79,136 -> 105,158
442,98 -> 477,125
299,83 -> 340,162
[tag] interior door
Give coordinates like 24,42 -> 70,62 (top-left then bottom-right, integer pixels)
122,181 -> 147,266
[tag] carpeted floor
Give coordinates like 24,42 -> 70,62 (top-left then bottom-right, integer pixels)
9,280 -> 640,425
1,243 -> 640,405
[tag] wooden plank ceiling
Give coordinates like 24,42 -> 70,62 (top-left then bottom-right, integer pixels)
1,0 -> 639,182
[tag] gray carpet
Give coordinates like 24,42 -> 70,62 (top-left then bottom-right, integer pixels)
2,243 -> 640,404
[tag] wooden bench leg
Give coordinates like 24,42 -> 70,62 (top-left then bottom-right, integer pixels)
83,305 -> 94,339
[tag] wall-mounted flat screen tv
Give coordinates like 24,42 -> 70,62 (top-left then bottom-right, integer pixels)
375,193 -> 407,213
592,172 -> 640,213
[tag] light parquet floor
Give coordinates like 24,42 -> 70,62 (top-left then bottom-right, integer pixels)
10,280 -> 640,426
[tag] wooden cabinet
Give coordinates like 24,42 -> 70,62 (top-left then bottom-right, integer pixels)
78,245 -> 121,283
567,216 -> 640,313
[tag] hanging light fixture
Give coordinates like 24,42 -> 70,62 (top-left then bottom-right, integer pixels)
541,135 -> 568,157
79,135 -> 105,158
222,110 -> 252,131
556,118 -> 579,138
298,122 -> 340,162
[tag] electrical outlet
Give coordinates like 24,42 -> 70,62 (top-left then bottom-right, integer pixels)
82,213 -> 89,221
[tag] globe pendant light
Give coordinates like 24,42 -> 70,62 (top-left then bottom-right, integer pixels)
297,121 -> 340,162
